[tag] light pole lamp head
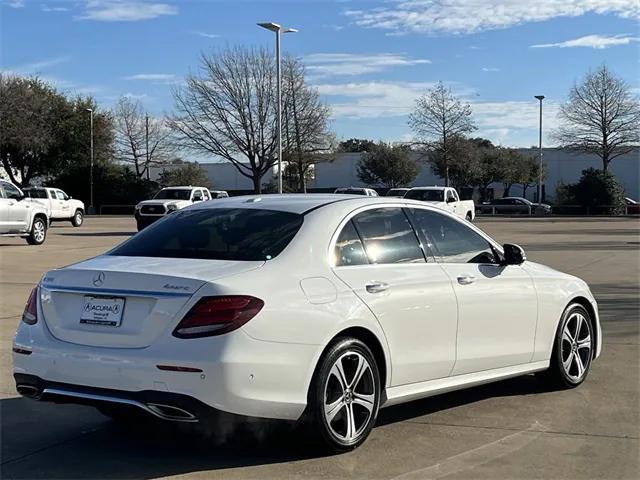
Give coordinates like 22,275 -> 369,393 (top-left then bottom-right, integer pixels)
534,95 -> 545,101
257,22 -> 297,33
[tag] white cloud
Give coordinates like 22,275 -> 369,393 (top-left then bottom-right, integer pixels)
316,81 -> 444,118
345,1 -> 639,35
305,53 -> 431,78
531,34 -> 639,49
4,0 -> 25,8
192,31 -> 221,39
42,4 -> 70,12
482,67 -> 501,72
323,24 -> 345,31
124,73 -> 176,82
1,56 -> 71,76
76,1 -> 178,22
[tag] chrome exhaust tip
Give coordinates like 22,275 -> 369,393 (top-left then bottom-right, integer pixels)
17,384 -> 40,398
146,403 -> 198,422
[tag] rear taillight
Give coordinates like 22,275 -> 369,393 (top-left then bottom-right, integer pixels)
173,296 -> 264,338
22,287 -> 38,325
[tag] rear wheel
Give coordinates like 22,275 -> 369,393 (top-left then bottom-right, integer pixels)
71,209 -> 83,227
308,337 -> 381,452
26,217 -> 47,245
542,303 -> 594,388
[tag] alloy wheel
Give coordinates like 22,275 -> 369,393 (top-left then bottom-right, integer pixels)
33,221 -> 45,243
561,312 -> 592,382
323,351 -> 376,442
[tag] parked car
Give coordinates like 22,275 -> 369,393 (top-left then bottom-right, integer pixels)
385,188 -> 410,197
624,198 -> 640,215
210,190 -> 229,199
0,180 -> 49,245
404,186 -> 475,221
134,186 -> 213,231
334,187 -> 378,196
480,197 -> 551,215
23,187 -> 85,227
14,195 -> 601,451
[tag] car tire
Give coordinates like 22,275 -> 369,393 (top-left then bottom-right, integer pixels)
26,217 -> 47,245
542,303 -> 594,389
71,209 -> 83,227
307,337 -> 381,452
465,212 -> 473,221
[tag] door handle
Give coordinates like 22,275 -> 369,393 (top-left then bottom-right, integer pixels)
366,281 -> 389,294
457,275 -> 476,285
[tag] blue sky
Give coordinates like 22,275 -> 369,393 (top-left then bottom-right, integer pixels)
1,0 -> 639,152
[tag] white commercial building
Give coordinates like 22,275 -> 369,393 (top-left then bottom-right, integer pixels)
151,147 -> 640,201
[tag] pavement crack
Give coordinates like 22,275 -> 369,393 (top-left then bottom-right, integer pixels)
403,420 -> 640,440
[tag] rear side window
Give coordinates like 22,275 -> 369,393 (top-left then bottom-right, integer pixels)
110,208 -> 303,261
333,221 -> 368,267
352,208 -> 424,264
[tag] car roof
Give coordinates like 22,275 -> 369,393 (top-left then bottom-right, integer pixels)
409,186 -> 447,190
188,194 -> 431,214
162,186 -> 203,190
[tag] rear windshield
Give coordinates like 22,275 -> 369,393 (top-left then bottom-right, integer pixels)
404,189 -> 444,202
110,208 -> 303,261
24,189 -> 48,199
154,189 -> 192,200
335,188 -> 367,195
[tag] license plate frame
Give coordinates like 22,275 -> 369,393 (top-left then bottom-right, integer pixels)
80,296 -> 125,327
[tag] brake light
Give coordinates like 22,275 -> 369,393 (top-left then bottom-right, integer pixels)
173,296 -> 264,338
22,287 -> 38,325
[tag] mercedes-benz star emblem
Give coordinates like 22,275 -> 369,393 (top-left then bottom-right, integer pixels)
93,272 -> 106,287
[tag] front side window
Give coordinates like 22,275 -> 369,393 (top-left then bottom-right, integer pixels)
202,190 -> 211,200
109,208 -> 303,261
410,208 -> 498,264
333,221 -> 368,267
192,190 -> 203,201
154,189 -> 192,200
56,190 -> 66,200
352,208 -> 424,264
3,182 -> 22,200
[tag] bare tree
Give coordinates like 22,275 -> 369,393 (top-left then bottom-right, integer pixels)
281,57 -> 334,192
168,46 -> 279,193
555,65 -> 640,171
113,96 -> 173,178
409,81 -> 476,186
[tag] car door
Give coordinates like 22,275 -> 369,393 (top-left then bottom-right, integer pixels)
331,206 -> 459,385
55,190 -> 70,218
0,183 -> 10,232
445,189 -> 458,216
3,182 -> 30,230
410,207 -> 537,375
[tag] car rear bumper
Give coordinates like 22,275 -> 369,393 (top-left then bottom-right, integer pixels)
13,321 -> 318,421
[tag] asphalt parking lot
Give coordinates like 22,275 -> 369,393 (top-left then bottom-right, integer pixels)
1,216 -> 638,479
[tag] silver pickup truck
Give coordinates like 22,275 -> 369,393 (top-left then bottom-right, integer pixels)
0,180 -> 50,245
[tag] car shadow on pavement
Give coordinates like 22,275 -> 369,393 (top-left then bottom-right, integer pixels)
1,374 -> 557,479
58,232 -> 135,237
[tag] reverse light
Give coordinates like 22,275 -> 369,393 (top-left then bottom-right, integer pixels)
22,287 -> 38,325
173,296 -> 264,338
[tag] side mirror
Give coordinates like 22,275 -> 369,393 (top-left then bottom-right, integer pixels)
502,243 -> 526,265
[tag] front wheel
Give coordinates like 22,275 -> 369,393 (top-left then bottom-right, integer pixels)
26,217 -> 47,245
308,338 -> 381,452
71,209 -> 84,227
542,303 -> 594,388
465,212 -> 473,221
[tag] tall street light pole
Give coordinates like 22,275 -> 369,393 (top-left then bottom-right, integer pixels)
534,95 -> 544,204
85,108 -> 95,214
257,22 -> 297,194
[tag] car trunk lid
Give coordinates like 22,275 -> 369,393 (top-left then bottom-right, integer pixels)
40,256 -> 264,348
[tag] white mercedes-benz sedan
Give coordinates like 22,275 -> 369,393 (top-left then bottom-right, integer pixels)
13,195 -> 601,451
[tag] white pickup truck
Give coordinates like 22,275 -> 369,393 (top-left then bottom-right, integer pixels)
134,186 -> 226,231
0,180 -> 50,245
23,187 -> 85,227
404,186 -> 475,221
